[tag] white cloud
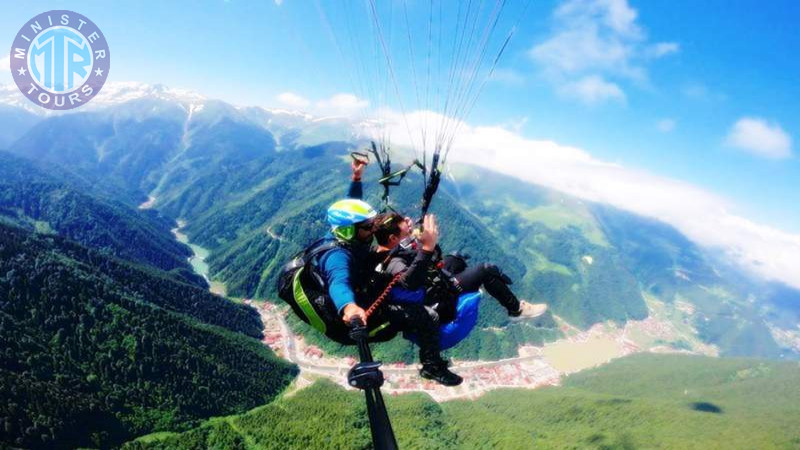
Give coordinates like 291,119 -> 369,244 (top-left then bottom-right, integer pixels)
315,93 -> 369,117
530,26 -> 634,77
656,118 -> 676,132
559,75 -> 625,104
275,92 -> 369,117
646,42 -> 680,58
372,108 -> 800,290
555,0 -> 641,37
530,0 -> 678,103
0,55 -> 9,72
274,0 -> 283,5
277,92 -> 310,109
726,117 -> 792,159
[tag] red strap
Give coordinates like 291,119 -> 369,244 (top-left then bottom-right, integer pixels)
364,272 -> 404,320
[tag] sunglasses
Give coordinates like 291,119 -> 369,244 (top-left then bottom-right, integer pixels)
355,219 -> 377,232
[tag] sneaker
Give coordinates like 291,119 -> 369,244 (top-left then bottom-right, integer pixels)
509,300 -> 548,321
419,361 -> 463,386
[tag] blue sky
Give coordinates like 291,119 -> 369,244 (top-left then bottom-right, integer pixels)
2,0 -> 799,234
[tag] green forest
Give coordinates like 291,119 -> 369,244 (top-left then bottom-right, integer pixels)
0,151 -> 203,286
125,354 -> 800,449
0,224 -> 297,449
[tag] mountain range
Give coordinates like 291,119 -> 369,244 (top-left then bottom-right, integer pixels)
2,82 -> 796,360
1,81 -> 799,447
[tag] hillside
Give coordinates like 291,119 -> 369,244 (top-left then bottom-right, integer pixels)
2,92 -> 797,360
0,224 -> 298,449
0,151 -> 202,284
8,99 -> 278,205
124,353 -> 800,449
446,165 -> 788,358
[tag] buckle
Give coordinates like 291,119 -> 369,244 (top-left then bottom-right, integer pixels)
347,361 -> 385,390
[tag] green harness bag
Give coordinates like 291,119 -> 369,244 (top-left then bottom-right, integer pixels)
277,239 -> 396,345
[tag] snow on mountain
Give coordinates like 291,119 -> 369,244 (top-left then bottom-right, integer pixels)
0,81 -> 407,162
92,82 -> 206,107
0,81 -> 362,148
0,82 -> 205,115
0,84 -> 46,115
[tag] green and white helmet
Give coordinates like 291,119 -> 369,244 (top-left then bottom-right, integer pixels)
326,198 -> 377,241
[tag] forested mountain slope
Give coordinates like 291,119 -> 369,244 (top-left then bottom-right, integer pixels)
124,353 -> 800,449
0,224 -> 297,449
0,151 -> 202,284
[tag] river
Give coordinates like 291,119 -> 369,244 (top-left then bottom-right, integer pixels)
171,220 -> 227,296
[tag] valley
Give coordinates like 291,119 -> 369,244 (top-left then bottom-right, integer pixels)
171,224 -> 718,401
4,83 -> 792,361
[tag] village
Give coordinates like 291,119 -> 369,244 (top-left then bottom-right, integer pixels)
169,213 -> 715,402
251,298 -> 712,402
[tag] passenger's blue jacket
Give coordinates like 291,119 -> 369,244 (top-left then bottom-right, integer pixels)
377,245 -> 432,304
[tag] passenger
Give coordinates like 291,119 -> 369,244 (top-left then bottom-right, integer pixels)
373,212 -> 548,323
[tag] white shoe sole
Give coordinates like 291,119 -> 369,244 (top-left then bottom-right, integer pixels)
509,307 -> 547,321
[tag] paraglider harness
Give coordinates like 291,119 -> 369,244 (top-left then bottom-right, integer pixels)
279,130 -> 474,449
277,238 -> 400,345
275,151 -> 467,450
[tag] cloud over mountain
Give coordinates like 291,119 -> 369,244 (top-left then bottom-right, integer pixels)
725,117 -> 793,160
276,91 -> 369,117
377,108 -> 800,290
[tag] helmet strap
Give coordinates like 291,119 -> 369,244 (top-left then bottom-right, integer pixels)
333,225 -> 356,242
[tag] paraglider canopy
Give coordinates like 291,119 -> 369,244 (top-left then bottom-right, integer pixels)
313,0 -> 531,214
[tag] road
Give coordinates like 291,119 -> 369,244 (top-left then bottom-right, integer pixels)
266,226 -> 283,241
256,302 -> 562,401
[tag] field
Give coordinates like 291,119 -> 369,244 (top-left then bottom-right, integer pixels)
542,334 -> 622,373
126,353 -> 800,449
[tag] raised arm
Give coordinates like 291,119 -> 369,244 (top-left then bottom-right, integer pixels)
386,214 -> 439,290
347,158 -> 367,199
386,249 -> 433,290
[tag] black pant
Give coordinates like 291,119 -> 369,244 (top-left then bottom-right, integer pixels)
373,302 -> 444,366
444,256 -> 521,314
